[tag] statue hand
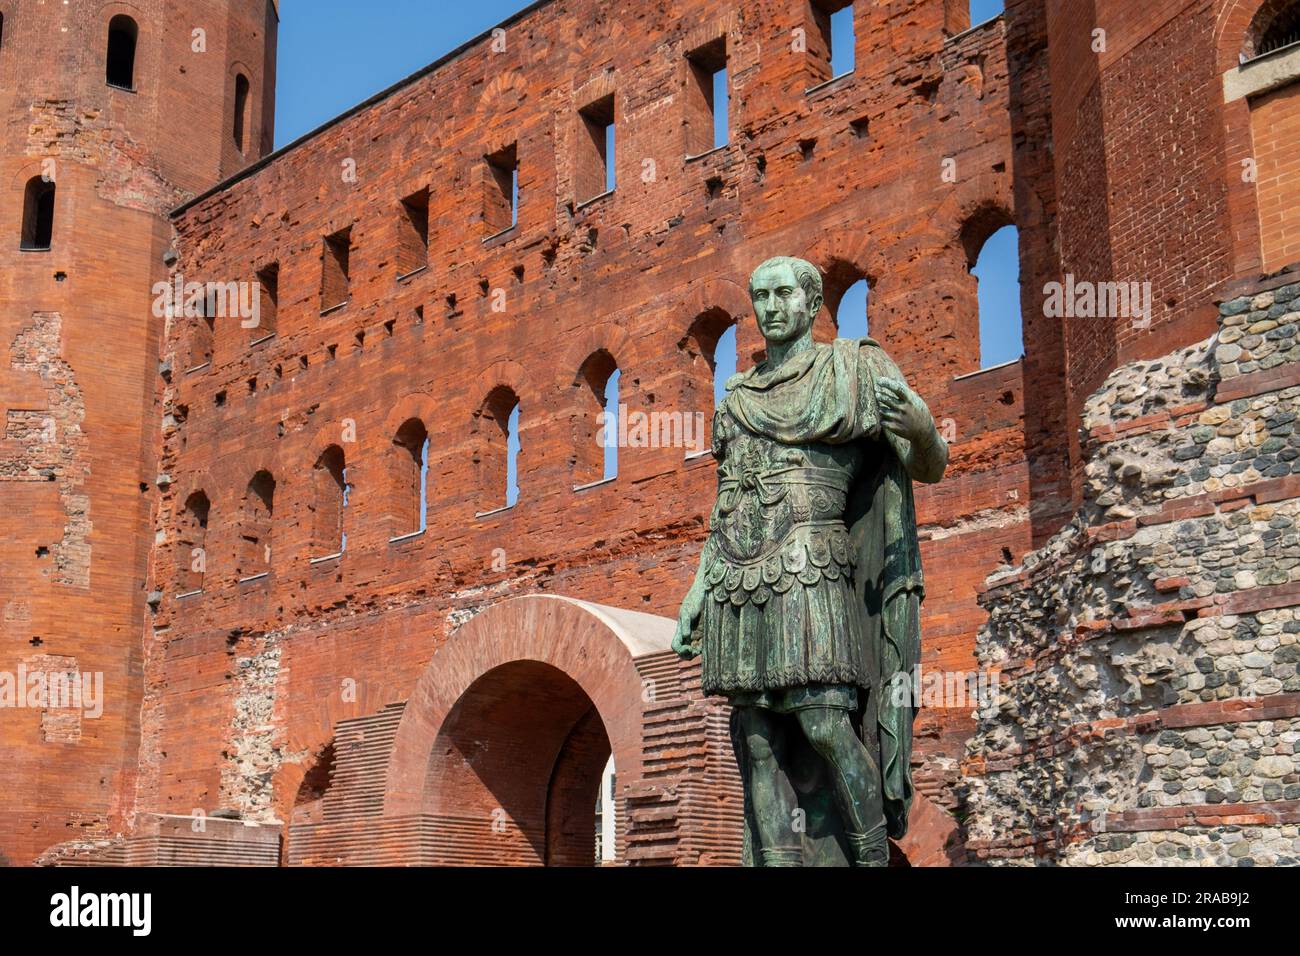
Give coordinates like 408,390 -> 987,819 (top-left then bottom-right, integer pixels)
875,377 -> 935,446
672,588 -> 704,659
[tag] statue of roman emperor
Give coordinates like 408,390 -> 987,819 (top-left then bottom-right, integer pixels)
672,256 -> 948,866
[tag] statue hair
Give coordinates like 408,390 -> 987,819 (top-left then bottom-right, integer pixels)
749,256 -> 823,303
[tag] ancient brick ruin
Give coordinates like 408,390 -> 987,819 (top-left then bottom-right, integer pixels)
1,0 -> 278,866
5,0 -> 1300,867
967,268 -> 1300,864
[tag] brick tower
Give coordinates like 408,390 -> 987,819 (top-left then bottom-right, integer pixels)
0,0 -> 277,865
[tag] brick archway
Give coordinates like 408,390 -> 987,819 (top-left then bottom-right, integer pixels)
383,594 -> 674,864
292,593 -> 965,867
427,660 -> 613,865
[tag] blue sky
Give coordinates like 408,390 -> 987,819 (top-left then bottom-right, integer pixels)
276,2 -> 1008,144
275,0 -> 1019,493
276,1 -> 534,146
971,0 -> 1006,29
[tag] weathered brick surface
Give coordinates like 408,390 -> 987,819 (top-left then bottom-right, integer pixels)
133,0 -> 1029,865
0,0 -> 276,865
13,0 -> 1300,867
1019,0 -> 1291,518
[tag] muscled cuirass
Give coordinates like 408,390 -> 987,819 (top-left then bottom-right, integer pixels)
704,404 -> 863,607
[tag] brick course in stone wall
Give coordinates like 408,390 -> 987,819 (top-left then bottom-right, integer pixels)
963,268 -> 1300,865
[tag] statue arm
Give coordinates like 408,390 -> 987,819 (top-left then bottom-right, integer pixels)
867,347 -> 948,484
672,503 -> 719,659
673,417 -> 726,659
888,416 -> 948,485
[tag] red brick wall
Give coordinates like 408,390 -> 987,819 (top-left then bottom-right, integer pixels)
138,0 -> 1031,855
0,0 -> 275,865
1001,0 -> 1071,544
1040,0 -> 1234,505
1252,81 -> 1300,271
1007,0 -> 1300,521
19,0 -> 1291,866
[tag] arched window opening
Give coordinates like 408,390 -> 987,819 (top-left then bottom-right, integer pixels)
237,471 -> 275,578
106,15 -> 138,90
474,387 -> 520,513
680,309 -> 736,456
178,491 -> 210,594
602,369 -> 620,480
20,177 -> 55,251
573,351 -> 619,487
233,73 -> 251,154
816,260 -> 867,342
506,403 -> 520,508
959,208 -> 1020,372
392,418 -> 429,536
594,754 -> 617,864
1254,2 -> 1300,58
712,325 -> 737,407
311,445 -> 347,557
834,278 -> 870,340
970,224 -> 1024,369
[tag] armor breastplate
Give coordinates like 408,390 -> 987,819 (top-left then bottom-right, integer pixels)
705,406 -> 863,607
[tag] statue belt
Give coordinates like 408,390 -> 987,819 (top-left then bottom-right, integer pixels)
716,465 -> 850,515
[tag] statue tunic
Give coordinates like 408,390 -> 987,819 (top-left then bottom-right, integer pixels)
697,394 -> 874,699
687,337 -> 929,837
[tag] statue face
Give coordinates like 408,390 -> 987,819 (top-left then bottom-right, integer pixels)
751,263 -> 820,345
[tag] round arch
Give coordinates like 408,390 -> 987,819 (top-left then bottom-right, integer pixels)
383,595 -> 673,863
672,275 -> 759,365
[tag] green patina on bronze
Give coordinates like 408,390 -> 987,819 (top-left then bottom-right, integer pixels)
673,256 -> 948,867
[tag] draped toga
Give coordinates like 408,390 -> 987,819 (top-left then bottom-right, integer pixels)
691,337 -> 925,839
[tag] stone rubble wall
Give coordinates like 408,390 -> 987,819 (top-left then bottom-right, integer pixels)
962,269 -> 1300,865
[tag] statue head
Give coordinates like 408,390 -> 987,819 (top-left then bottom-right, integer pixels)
748,256 -> 823,346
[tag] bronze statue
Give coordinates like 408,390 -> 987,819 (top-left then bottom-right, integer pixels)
672,256 -> 947,866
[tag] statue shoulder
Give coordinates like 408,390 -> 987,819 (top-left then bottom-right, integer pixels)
855,337 -> 904,382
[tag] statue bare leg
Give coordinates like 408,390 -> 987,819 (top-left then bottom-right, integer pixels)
735,705 -> 803,866
795,707 -> 889,866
